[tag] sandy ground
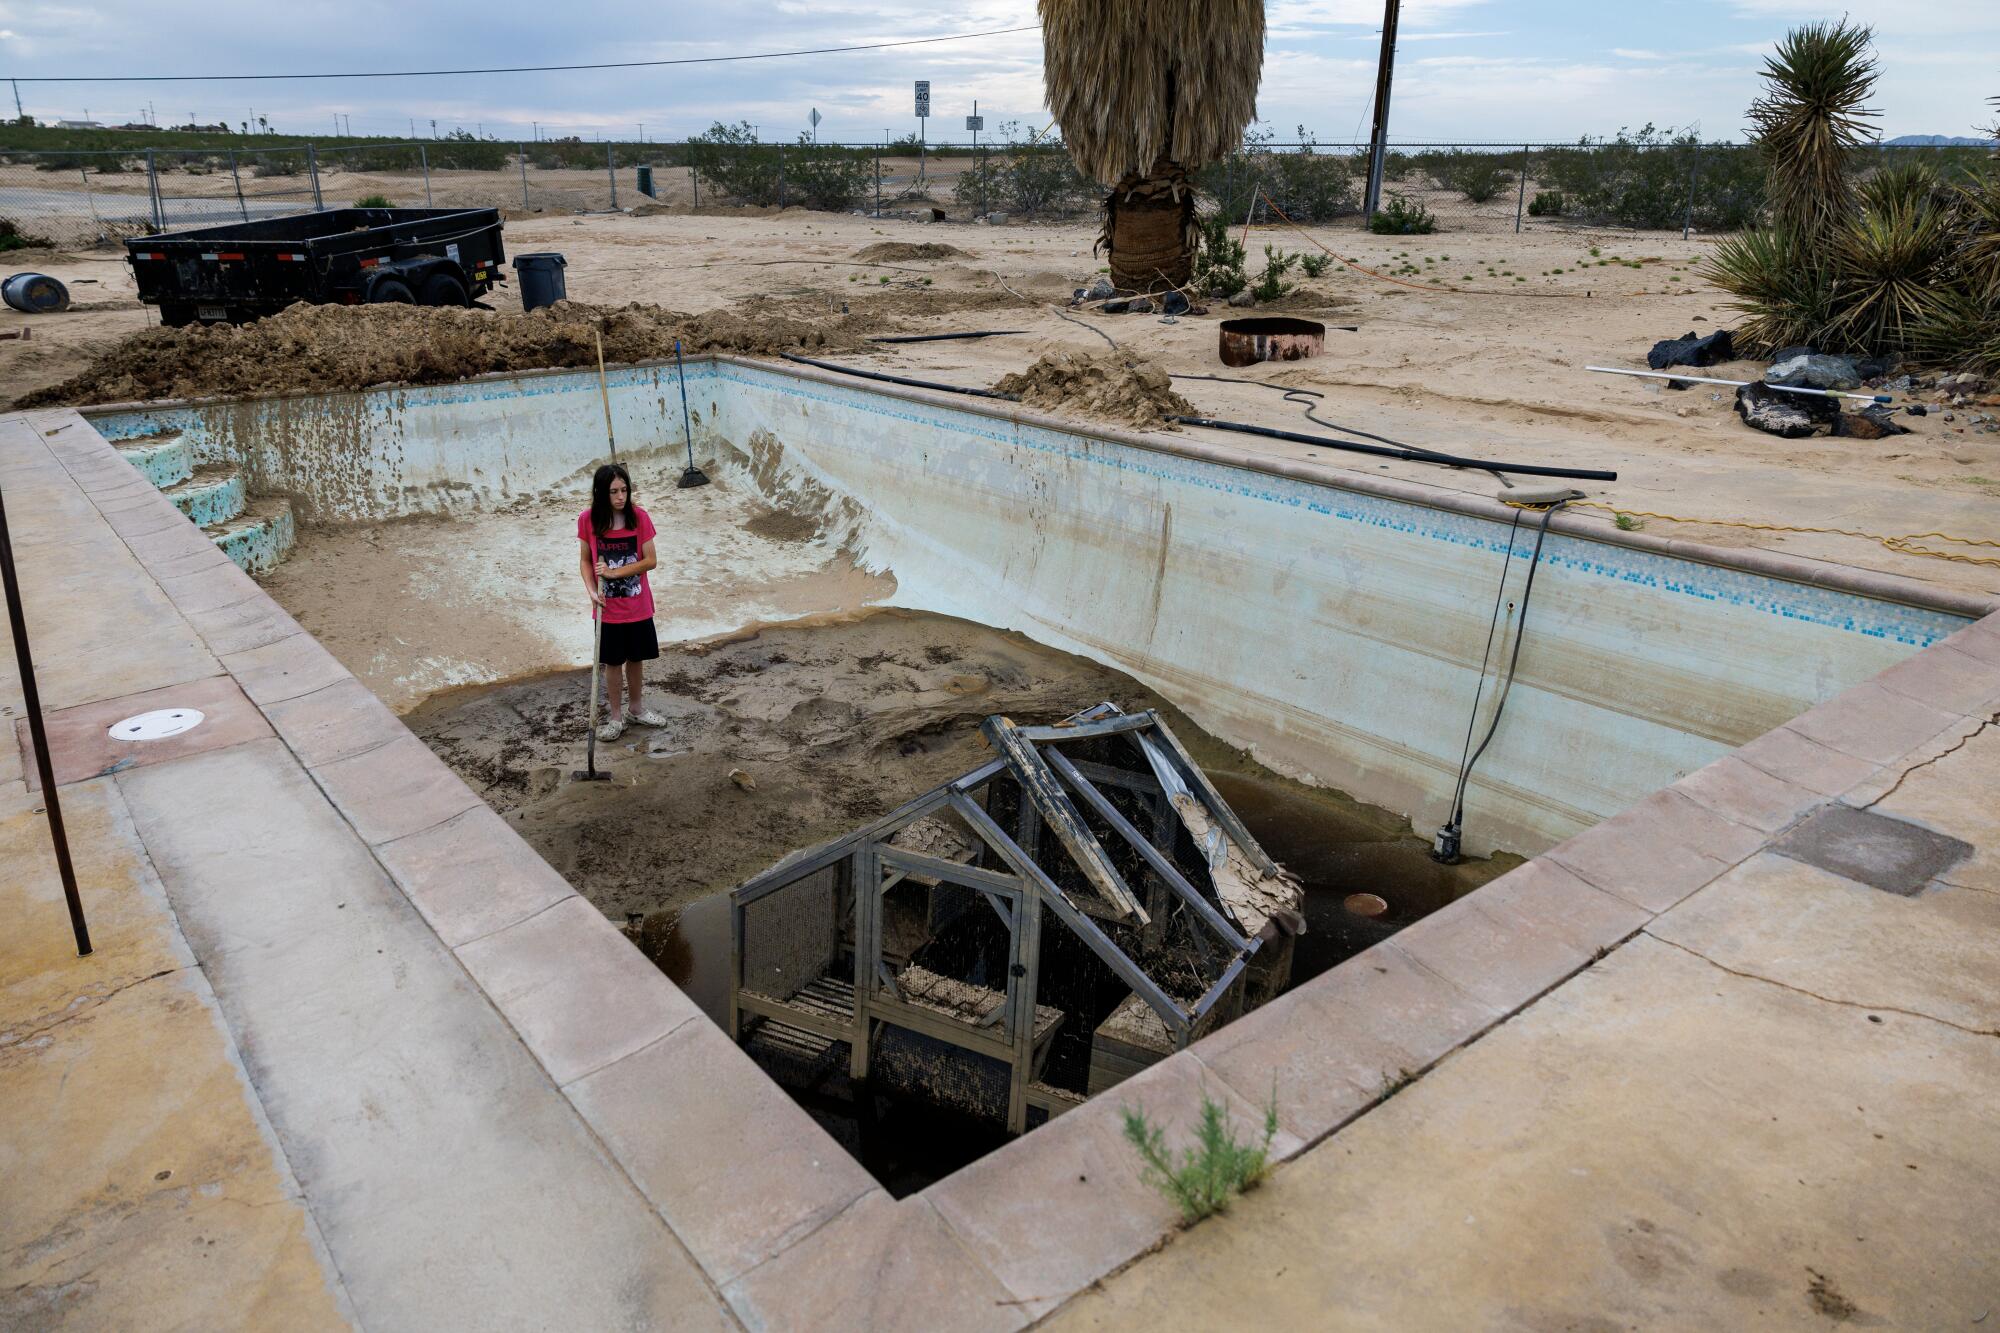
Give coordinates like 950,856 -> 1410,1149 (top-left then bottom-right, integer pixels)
6,206 -> 1998,600
402,608 -> 1510,1013
261,453 -> 888,712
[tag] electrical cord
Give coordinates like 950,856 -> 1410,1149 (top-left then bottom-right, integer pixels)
1434,498 -> 1567,862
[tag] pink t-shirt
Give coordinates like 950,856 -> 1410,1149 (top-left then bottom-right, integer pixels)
577,504 -> 657,625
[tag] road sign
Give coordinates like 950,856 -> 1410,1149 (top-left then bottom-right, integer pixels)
965,115 -> 984,132
809,108 -> 821,128
914,80 -> 931,118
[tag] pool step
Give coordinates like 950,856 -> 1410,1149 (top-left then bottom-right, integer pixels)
114,433 -> 193,489
161,464 -> 247,528
205,497 -> 296,575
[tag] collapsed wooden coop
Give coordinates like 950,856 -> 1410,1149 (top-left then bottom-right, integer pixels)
727,703 -> 1304,1135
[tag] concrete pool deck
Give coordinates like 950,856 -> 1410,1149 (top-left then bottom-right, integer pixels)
4,400 -> 1999,1328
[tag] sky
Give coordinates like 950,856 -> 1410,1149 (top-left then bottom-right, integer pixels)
2,0 -> 1995,146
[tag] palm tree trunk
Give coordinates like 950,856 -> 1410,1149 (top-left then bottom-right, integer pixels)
1103,157 -> 1197,292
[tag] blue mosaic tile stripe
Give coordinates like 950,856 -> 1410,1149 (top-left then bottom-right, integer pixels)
721,361 -> 1968,649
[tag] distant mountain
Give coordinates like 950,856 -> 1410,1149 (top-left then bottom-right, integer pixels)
1883,134 -> 1996,147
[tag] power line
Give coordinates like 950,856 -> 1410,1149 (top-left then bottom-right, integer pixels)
8,24 -> 1040,84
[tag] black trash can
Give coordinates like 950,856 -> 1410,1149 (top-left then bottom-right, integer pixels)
513,252 -> 567,312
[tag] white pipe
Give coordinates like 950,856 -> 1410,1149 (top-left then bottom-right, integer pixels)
1586,365 -> 1892,405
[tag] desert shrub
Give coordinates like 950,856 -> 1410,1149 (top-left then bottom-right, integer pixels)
1427,148 -> 1509,203
1299,251 -> 1331,277
1539,125 -> 1759,230
1192,211 -> 1248,295
1251,244 -> 1297,301
781,137 -> 872,210
686,121 -> 782,205
1369,193 -> 1437,234
1686,144 -> 1767,231
249,157 -> 299,178
1121,1093 -> 1278,1225
1832,196 -> 1956,351
1528,189 -> 1566,217
0,216 -> 52,251
354,193 -> 393,208
1266,130 -> 1356,222
527,137 -> 602,171
427,134 -> 511,172
950,125 -> 1091,217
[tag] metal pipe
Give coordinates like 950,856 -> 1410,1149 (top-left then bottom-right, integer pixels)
0,478 -> 91,957
228,149 -> 248,221
420,144 -> 433,207
1585,365 -> 1891,404
519,143 -> 529,209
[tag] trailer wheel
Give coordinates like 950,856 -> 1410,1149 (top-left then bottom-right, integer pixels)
419,273 -> 469,308
160,302 -> 196,328
369,279 -> 415,305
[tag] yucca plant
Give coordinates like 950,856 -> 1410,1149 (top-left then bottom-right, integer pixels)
1832,198 -> 1956,352
1707,224 -> 1838,350
1039,0 -> 1266,291
1746,20 -> 1879,241
1854,158 -> 1945,216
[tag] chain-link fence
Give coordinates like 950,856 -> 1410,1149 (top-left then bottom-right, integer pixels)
2,136 -> 1988,249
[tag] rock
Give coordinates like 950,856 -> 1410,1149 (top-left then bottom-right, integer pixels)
1770,344 -> 1817,364
1161,290 -> 1191,316
985,212 -> 1010,225
1086,276 -> 1116,300
728,767 -> 757,792
1735,381 -> 1839,438
1227,288 -> 1256,307
1100,298 -> 1131,314
1854,354 -> 1898,380
1906,403 -> 1929,416
1881,374 -> 1916,393
1767,352 -> 1861,391
1831,406 -> 1911,439
1938,371 -> 1989,394
1646,328 -> 1735,370
1128,296 -> 1155,314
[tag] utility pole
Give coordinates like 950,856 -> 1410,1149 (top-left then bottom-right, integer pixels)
10,79 -> 23,124
1362,0 -> 1401,221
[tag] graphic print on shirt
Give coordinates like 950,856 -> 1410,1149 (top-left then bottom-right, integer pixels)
597,529 -> 642,600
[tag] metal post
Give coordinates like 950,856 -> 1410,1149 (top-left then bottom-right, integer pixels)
1681,142 -> 1701,241
306,143 -> 323,211
1514,144 -> 1529,233
1362,0 -> 1402,220
873,145 -> 881,216
691,161 -> 699,209
228,149 -> 248,221
145,148 -> 163,232
0,480 -> 92,957
776,143 -> 785,209
606,140 -> 618,210
420,144 -> 432,207
519,143 -> 529,208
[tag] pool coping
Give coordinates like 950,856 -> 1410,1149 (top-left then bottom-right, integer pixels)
38,375 -> 2000,1327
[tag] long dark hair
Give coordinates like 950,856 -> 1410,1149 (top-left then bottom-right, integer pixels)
589,463 -> 635,537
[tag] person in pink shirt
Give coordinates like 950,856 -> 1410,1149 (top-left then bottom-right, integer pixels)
576,463 -> 664,741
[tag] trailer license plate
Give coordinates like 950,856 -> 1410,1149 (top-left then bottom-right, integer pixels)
198,305 -> 227,321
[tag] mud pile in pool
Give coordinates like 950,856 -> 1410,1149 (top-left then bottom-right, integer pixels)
993,350 -> 1194,430
18,298 -> 866,406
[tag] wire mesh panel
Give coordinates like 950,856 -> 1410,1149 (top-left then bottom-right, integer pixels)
738,861 -> 846,1004
0,149 -> 157,246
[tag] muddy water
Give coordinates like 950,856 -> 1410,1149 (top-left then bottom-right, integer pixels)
413,608 -> 1516,1193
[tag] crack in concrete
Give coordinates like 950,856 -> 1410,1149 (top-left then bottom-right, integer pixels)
1644,930 -> 1998,1038
0,967 -> 186,1052
1861,711 -> 1999,811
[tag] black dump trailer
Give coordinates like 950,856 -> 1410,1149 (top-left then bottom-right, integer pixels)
126,207 -> 507,327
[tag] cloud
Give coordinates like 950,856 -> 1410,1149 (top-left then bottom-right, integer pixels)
1611,48 -> 1670,61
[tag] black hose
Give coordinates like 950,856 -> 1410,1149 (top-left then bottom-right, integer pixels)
867,330 -> 1028,344
780,353 -> 1617,482
1170,415 -> 1619,482
778,352 -> 1018,399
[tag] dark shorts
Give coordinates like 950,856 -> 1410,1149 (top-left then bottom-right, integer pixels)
597,616 -> 659,666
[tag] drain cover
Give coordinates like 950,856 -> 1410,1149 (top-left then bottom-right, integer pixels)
109,708 -> 206,741
1343,892 -> 1390,918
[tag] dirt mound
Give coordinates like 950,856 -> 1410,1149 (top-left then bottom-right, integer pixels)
18,299 -> 865,407
853,241 -> 968,263
993,350 -> 1194,430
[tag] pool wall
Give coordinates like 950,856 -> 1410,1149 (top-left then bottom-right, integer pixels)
84,357 -> 1986,854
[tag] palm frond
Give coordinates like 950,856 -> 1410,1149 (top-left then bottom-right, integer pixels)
1746,20 -> 1879,239
1039,0 -> 1266,186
